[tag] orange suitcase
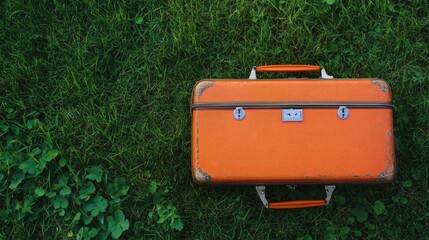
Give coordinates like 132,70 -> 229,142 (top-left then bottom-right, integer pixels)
191,65 -> 395,209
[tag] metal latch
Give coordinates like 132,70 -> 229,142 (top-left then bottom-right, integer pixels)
282,109 -> 303,122
337,106 -> 349,119
233,107 -> 246,120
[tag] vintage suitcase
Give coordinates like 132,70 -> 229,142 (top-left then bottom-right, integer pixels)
191,65 -> 395,209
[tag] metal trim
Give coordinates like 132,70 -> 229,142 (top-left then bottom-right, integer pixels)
191,101 -> 393,110
321,67 -> 334,79
249,67 -> 257,80
325,185 -> 336,205
256,186 -> 268,208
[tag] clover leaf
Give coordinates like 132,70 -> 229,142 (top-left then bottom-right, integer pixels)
86,195 -> 108,217
107,210 -> 129,239
85,166 -> 103,182
40,149 -> 59,164
53,196 -> 69,209
372,200 -> 385,215
79,182 -> 96,200
351,206 -> 368,223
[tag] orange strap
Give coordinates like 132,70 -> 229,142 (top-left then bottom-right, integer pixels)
269,200 -> 326,209
255,65 -> 321,73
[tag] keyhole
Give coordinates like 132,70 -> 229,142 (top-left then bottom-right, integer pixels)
233,107 -> 245,120
338,106 -> 349,119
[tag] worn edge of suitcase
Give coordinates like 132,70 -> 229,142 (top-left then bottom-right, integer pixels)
190,78 -> 396,186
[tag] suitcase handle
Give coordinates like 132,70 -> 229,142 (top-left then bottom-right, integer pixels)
269,200 -> 326,209
256,65 -> 321,73
249,65 -> 334,79
256,185 -> 336,209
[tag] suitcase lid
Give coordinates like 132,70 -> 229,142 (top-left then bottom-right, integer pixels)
192,78 -> 392,104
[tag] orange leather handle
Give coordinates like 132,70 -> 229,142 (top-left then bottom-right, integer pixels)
255,65 -> 321,73
269,200 -> 326,209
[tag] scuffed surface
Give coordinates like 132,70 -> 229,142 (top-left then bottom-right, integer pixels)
377,168 -> 394,182
378,155 -> 395,182
370,79 -> 388,93
193,111 -> 211,184
194,167 -> 211,183
195,81 -> 215,99
378,128 -> 396,182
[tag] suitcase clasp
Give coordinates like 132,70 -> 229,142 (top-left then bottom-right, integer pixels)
233,107 -> 246,120
338,106 -> 350,119
282,109 -> 303,122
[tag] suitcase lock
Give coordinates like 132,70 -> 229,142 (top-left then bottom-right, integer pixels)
338,106 -> 349,119
233,107 -> 246,120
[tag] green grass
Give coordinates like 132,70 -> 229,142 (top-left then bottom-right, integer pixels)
1,0 -> 428,239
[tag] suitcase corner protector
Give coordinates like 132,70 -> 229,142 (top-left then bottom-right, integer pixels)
194,81 -> 216,99
193,167 -> 212,184
370,78 -> 391,94
377,163 -> 395,182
